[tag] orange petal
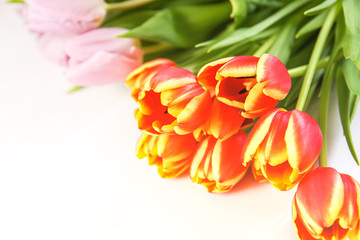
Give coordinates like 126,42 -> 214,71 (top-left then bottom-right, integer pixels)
217,55 -> 259,79
256,54 -> 291,100
338,174 -> 360,230
206,98 -> 246,140
285,110 -> 323,173
243,81 -> 278,118
197,57 -> 233,90
211,131 -> 249,186
293,199 -> 320,240
242,108 -> 283,165
259,111 -> 291,167
175,90 -> 212,135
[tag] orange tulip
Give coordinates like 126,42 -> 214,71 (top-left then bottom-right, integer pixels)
190,131 -> 249,193
136,67 -> 212,135
243,108 -> 323,191
136,132 -> 198,178
204,97 -> 254,140
293,167 -> 360,240
197,54 -> 291,118
125,58 -> 176,100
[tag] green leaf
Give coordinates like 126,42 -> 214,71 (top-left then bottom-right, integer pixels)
120,2 -> 232,47
208,0 -> 310,51
341,59 -> 360,95
102,10 -> 156,29
267,15 -> 301,64
342,0 -> 360,70
68,86 -> 84,94
349,93 -> 359,122
296,11 -> 327,38
336,67 -> 359,165
230,0 -> 247,27
247,0 -> 283,8
304,0 -> 336,16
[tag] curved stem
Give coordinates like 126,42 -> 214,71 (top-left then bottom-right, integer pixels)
295,5 -> 339,111
106,0 -> 154,12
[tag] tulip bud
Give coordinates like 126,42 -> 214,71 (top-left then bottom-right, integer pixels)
22,0 -> 106,34
125,58 -> 176,100
136,133 -> 198,178
243,108 -> 323,191
136,68 -> 212,135
190,131 -> 249,193
64,28 -> 143,86
293,167 -> 360,240
197,54 -> 291,118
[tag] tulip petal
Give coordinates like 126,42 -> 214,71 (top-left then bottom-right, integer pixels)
212,131 -> 248,185
197,57 -> 233,90
217,55 -> 259,78
261,111 -> 291,166
256,54 -> 291,100
338,174 -> 360,229
150,68 -> 197,92
242,81 -> 278,118
175,90 -> 212,135
285,110 -> 323,173
206,98 -> 246,140
243,108 -> 283,165
293,199 -> 320,240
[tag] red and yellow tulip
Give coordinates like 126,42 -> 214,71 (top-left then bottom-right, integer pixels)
136,67 -> 212,135
136,132 -> 198,178
243,108 -> 323,191
190,131 -> 249,193
293,167 -> 360,240
197,54 -> 291,118
125,58 -> 176,100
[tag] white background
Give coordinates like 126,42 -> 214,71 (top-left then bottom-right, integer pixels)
1,2 -> 359,240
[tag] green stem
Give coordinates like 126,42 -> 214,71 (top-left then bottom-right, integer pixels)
253,34 -> 278,57
106,0 -> 154,12
295,5 -> 339,111
288,56 -> 330,78
318,64 -> 335,167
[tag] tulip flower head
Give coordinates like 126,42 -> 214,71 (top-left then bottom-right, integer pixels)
243,108 -> 323,191
190,131 -> 249,193
64,28 -> 143,86
22,0 -> 106,34
197,54 -> 291,118
125,58 -> 176,100
136,133 -> 198,178
293,167 -> 360,240
136,67 -> 212,135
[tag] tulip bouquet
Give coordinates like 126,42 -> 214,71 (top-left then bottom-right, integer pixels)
10,0 -> 360,239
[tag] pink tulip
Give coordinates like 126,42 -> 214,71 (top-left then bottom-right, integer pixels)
64,28 -> 143,86
22,0 -> 106,34
37,33 -> 75,66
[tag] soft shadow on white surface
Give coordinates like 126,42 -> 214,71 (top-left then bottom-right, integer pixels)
0,3 -> 359,240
